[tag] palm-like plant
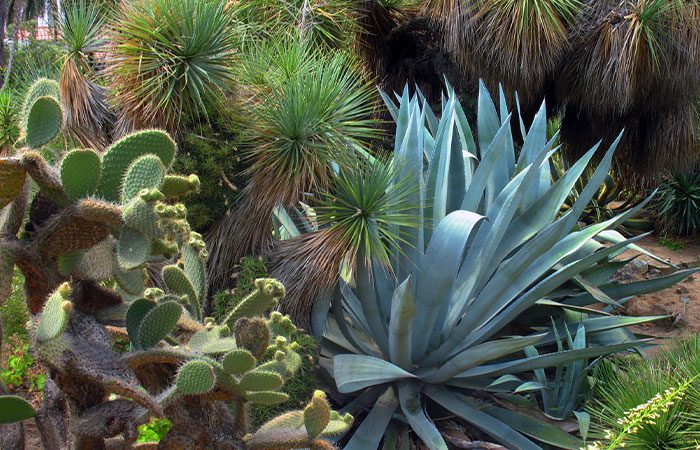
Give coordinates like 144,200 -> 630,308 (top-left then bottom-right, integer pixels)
315,83 -> 693,449
557,0 -> 700,181
269,158 -> 420,326
0,90 -> 19,155
106,0 -> 239,134
58,0 -> 112,148
653,169 -> 700,236
205,38 -> 379,301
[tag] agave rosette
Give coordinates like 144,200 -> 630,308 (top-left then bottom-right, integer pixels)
303,83 -> 695,449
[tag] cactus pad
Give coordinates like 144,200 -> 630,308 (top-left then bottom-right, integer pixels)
222,349 -> 256,375
126,298 -> 156,342
245,391 -> 289,405
25,96 -> 63,149
36,283 -> 72,343
121,154 -> 165,204
22,78 -> 60,109
162,265 -> 197,303
182,243 -> 206,301
304,391 -> 331,439
57,250 -> 84,276
0,395 -> 36,424
239,371 -> 284,392
161,174 -> 200,198
117,227 -> 151,270
0,158 -> 26,209
188,325 -> 237,355
98,130 -> 176,201
134,300 -> 182,349
60,149 -> 102,201
115,266 -> 146,296
223,279 -> 285,328
176,360 -> 216,396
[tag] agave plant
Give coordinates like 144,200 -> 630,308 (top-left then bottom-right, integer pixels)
106,0 -> 239,134
58,0 -> 113,148
311,83 -> 694,449
653,169 -> 700,236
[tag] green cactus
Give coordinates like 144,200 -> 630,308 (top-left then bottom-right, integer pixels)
117,226 -> 151,270
304,391 -> 331,439
56,250 -> 84,276
25,96 -> 63,149
188,325 -> 238,355
161,174 -> 200,198
0,395 -> 36,424
60,149 -> 102,201
36,283 -> 72,343
122,196 -> 160,239
239,371 -> 285,392
176,360 -> 217,396
244,391 -> 290,406
120,154 -> 165,204
223,279 -> 285,328
132,300 -> 182,349
98,130 -> 176,201
182,241 -> 207,301
162,264 -> 198,304
114,266 -> 146,296
222,349 -> 257,375
22,78 -> 60,109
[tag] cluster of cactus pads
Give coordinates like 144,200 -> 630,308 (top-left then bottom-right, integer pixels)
0,80 -> 352,449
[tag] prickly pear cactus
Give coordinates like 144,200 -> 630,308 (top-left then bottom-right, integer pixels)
0,86 -> 349,449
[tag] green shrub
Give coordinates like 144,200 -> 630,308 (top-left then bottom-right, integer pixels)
653,169 -> 700,236
587,336 -> 700,449
136,417 -> 172,443
1,336 -> 45,392
173,125 -> 243,232
0,269 -> 29,340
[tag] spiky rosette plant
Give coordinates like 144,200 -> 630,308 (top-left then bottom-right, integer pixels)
58,0 -> 113,148
0,87 -> 341,449
269,158 -> 420,327
206,37 -> 379,300
312,82 -> 694,449
106,0 -> 239,134
557,0 -> 700,181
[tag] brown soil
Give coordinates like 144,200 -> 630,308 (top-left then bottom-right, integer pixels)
617,235 -> 700,341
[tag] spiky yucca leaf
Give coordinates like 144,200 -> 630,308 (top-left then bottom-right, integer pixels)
58,0 -> 112,148
653,170 -> 700,236
0,91 -> 20,155
206,39 -> 378,298
106,0 -> 239,133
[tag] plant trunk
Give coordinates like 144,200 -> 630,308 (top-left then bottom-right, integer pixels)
1,0 -> 24,91
0,0 -> 8,70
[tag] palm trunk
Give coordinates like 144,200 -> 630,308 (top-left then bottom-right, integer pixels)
1,0 -> 24,91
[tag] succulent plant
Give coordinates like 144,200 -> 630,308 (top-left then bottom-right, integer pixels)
311,82 -> 694,449
0,87 -> 347,449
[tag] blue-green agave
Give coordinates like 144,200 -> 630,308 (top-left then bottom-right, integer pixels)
292,83 -> 696,449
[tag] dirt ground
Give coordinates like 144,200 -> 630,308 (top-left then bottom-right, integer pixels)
617,235 -> 700,341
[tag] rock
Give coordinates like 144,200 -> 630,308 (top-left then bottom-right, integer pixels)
677,286 -> 690,295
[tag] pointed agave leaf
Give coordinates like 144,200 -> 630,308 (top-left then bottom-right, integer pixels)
344,387 -> 399,450
398,382 -> 447,450
333,355 -> 416,393
425,386 -> 540,450
389,276 -> 415,370
483,406 -> 583,449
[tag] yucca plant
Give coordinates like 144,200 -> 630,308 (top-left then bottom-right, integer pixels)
653,169 -> 700,236
0,90 -> 19,155
106,0 -> 239,134
58,0 -> 113,148
236,0 -> 358,50
269,157 -> 420,327
205,38 -> 379,302
313,82 -> 694,449
557,0 -> 700,180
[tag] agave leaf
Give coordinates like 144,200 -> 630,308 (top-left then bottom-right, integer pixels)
333,355 -> 416,393
398,382 -> 447,450
389,276 -> 415,370
425,386 -> 539,450
345,387 -> 399,450
413,210 -> 483,358
482,405 -> 583,449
